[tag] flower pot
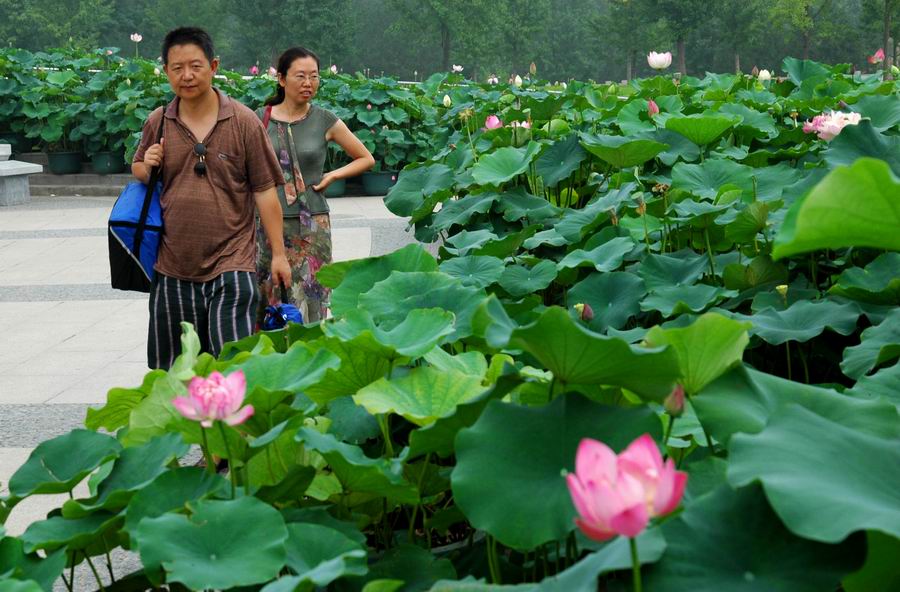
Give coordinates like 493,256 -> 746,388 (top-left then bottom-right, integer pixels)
91,150 -> 126,175
322,177 -> 346,198
46,151 -> 83,175
361,171 -> 398,196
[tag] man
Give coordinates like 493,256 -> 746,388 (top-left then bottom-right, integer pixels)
132,27 -> 291,369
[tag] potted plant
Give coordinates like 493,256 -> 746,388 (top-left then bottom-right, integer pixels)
323,143 -> 348,198
21,68 -> 87,174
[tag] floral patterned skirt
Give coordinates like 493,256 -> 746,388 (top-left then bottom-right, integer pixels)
256,213 -> 332,325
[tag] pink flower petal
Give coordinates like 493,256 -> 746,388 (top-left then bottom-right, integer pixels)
575,438 -> 618,485
172,396 -> 202,420
609,502 -> 650,538
224,404 -> 255,426
657,468 -> 688,516
575,517 -> 617,542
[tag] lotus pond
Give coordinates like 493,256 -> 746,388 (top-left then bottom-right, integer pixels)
1,57 -> 899,592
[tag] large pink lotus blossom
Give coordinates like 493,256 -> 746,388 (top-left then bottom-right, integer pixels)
647,99 -> 660,117
173,371 -> 254,428
484,115 -> 502,129
802,111 -> 862,141
868,48 -> 885,65
647,51 -> 672,70
567,434 -> 687,542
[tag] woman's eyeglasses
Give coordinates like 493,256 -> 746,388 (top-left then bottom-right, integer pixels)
193,143 -> 207,177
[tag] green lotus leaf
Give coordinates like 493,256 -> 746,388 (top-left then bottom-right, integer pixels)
304,334 -> 393,405
850,93 -> 900,131
356,108 -> 382,127
431,193 -> 497,233
718,103 -> 778,138
168,322 -> 201,381
408,373 -> 521,459
295,428 -> 418,503
20,512 -> 119,553
729,299 -> 860,345
443,229 -> 498,255
498,260 -> 557,297
124,468 -> 227,535
830,253 -> 900,305
354,367 -> 488,427
495,187 -> 562,224
847,363 -> 900,411
452,393 -> 660,549
616,98 -> 657,135
694,365 -> 900,447
0,580 -> 43,592
728,404 -> 900,543
359,272 -> 486,341
8,430 -> 122,498
0,544 -> 65,592
509,307 -> 680,400
323,308 -> 455,358
774,159 -> 900,257
475,225 -> 542,259
783,57 -> 831,85
69,433 -> 188,513
328,244 -> 438,316
85,369 -> 165,431
567,271 -> 646,332
135,497 -> 288,590
471,142 -> 542,186
523,228 -> 568,250
641,285 -> 737,317
423,347 -> 488,377
554,192 -> 626,241
121,374 -> 185,447
643,483 -> 864,591
723,202 -> 770,243
261,523 -> 367,592
843,531 -> 900,592
671,159 -> 754,200
722,255 -> 788,291
665,113 -> 737,147
646,128 -> 701,165
536,133 -> 587,187
439,256 -> 505,289
823,121 -> 900,176
325,397 -> 380,445
752,163 -> 805,202
232,342 -> 341,397
841,308 -> 900,379
366,545 -> 456,591
556,236 -> 634,273
580,133 -> 668,168
636,251 -> 709,290
645,313 -> 750,395
670,199 -> 731,225
281,506 -> 367,545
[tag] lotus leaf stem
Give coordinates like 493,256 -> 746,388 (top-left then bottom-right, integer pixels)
216,421 -> 237,499
200,428 -> 215,475
84,552 -> 106,592
630,537 -> 643,592
785,341 -> 793,381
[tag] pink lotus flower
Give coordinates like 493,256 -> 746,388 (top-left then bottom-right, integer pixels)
130,33 -> 143,43
330,64 -> 338,74
452,64 -> 464,73
484,115 -> 502,129
509,120 -> 531,129
268,66 -> 277,77
868,48 -> 885,64
802,111 -> 862,141
574,303 -> 594,321
173,371 -> 254,428
249,65 -> 259,75
487,74 -> 499,85
567,434 -> 687,542
647,51 -> 672,70
367,103 -> 373,110
647,99 -> 660,117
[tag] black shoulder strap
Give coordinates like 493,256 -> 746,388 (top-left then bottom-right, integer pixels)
132,113 -> 165,257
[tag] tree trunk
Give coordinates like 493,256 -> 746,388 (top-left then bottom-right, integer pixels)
626,49 -> 634,81
885,1 -> 894,80
677,37 -> 686,75
802,32 -> 811,59
440,21 -> 451,72
734,51 -> 741,74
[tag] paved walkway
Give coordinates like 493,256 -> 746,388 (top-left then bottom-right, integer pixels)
0,192 -> 413,539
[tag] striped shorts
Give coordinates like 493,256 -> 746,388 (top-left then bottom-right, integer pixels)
148,270 -> 259,370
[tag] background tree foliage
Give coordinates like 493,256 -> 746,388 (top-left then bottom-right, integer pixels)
0,0 -> 896,80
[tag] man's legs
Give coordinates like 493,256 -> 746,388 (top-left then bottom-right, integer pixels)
203,271 -> 259,357
148,272 -> 209,370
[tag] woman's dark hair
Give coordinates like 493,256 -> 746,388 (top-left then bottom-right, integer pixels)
264,47 -> 321,106
161,27 -> 215,65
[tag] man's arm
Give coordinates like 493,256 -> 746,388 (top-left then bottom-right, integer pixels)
254,187 -> 292,289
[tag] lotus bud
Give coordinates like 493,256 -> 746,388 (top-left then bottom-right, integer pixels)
484,114 -> 502,129
560,81 -> 567,89
574,303 -> 594,322
268,66 -> 277,77
106,49 -> 113,56
776,284 -> 788,300
647,99 -> 660,117
367,103 -> 373,110
330,64 -> 338,74
750,66 -> 759,77
647,51 -> 672,70
249,65 -> 259,75
153,67 -> 160,76
664,385 -> 685,417
758,69 -> 772,82
514,74 -> 523,87
529,61 -> 537,76
442,94 -> 452,108
608,83 -> 616,94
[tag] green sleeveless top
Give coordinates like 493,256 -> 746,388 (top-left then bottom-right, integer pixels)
257,104 -> 339,216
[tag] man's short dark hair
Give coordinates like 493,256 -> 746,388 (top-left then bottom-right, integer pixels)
161,27 -> 215,65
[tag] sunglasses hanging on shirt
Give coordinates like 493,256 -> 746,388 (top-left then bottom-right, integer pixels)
193,143 -> 207,177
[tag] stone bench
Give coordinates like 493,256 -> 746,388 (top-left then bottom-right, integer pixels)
0,144 -> 43,206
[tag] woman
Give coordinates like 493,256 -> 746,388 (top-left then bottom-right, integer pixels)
257,47 -> 374,324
